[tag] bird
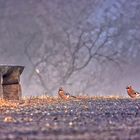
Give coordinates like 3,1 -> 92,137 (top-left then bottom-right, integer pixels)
58,87 -> 76,100
126,86 -> 140,98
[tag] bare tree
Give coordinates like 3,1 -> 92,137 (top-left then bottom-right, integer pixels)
24,0 -> 122,95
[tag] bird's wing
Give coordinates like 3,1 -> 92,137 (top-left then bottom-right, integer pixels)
135,91 -> 140,95
65,93 -> 76,98
65,92 -> 70,96
70,95 -> 76,98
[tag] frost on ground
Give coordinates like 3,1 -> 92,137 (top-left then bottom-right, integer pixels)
0,96 -> 140,140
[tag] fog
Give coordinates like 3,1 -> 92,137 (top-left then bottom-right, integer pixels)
0,0 -> 140,97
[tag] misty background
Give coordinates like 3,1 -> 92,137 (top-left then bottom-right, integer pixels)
0,0 -> 140,97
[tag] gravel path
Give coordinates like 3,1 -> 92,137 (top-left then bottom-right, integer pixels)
0,98 -> 140,140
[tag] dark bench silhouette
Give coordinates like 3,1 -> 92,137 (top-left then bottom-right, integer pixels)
0,65 -> 24,100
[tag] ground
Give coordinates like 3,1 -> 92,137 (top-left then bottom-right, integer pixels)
0,96 -> 140,140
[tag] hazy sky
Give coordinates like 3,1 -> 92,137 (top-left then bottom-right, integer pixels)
0,0 -> 140,97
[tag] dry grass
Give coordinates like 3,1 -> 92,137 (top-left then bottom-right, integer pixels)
0,99 -> 19,108
91,95 -> 125,100
0,96 -> 58,109
0,95 -> 127,110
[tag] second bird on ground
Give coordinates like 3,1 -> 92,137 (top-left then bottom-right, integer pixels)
126,86 -> 140,98
58,87 -> 76,100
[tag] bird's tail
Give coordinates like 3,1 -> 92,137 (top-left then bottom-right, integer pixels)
136,91 -> 140,95
70,95 -> 77,98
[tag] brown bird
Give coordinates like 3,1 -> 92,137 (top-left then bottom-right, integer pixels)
58,87 -> 76,100
126,86 -> 140,98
